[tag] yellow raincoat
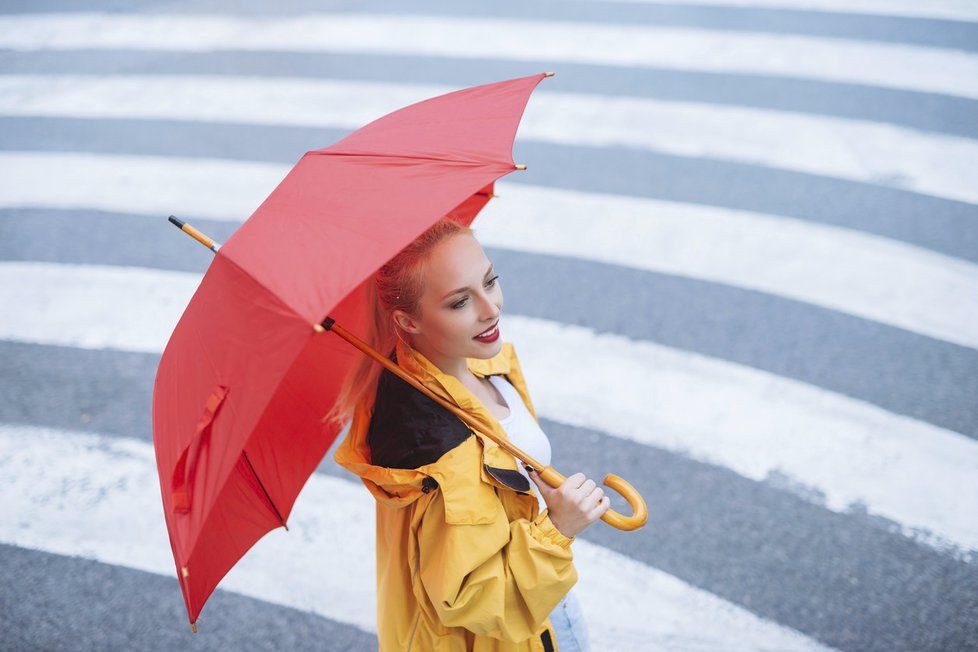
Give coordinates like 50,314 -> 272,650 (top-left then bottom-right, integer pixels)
333,337 -> 578,651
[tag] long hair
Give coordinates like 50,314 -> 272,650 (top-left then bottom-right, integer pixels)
321,216 -> 475,431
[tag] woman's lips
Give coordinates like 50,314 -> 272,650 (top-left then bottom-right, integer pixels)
473,321 -> 500,342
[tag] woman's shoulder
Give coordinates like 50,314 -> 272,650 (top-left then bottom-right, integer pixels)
367,366 -> 473,469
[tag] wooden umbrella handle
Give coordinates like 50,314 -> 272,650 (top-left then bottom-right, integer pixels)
533,465 -> 648,531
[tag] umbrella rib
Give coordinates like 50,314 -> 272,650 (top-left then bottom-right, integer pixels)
241,449 -> 288,530
307,149 -> 510,168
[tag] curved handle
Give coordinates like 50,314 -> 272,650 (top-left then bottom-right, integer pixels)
533,465 -> 649,532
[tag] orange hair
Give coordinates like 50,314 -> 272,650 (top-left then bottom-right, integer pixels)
321,216 -> 474,430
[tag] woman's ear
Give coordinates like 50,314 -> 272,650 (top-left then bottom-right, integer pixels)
393,309 -> 420,335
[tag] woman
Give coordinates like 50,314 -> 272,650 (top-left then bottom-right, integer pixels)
328,217 -> 610,651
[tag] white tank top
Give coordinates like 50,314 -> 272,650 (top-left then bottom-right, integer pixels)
487,375 -> 552,506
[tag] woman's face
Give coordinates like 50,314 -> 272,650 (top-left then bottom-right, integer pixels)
394,232 -> 503,361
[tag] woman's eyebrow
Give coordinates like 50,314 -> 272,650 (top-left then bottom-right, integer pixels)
441,263 -> 494,300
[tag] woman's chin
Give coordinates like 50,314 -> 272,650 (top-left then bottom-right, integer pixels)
468,337 -> 503,357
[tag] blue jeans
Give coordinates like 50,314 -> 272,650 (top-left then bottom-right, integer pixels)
549,589 -> 591,651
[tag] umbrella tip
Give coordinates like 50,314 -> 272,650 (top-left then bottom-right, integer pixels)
515,164 -> 527,170
544,71 -> 555,77
191,621 -> 198,634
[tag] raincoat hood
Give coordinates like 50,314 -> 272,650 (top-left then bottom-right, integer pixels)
335,337 -> 538,512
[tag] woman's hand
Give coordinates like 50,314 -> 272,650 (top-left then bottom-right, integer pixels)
525,466 -> 611,538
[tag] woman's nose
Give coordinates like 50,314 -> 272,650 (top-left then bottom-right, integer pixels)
479,293 -> 500,318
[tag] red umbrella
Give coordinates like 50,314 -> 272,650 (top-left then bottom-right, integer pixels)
154,71 -> 647,634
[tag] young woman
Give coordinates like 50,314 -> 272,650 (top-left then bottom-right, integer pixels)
329,217 -> 610,651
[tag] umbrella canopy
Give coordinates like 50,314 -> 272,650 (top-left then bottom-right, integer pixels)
153,72 -> 552,632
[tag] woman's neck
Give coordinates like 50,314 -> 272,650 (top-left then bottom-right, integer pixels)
413,341 -> 473,383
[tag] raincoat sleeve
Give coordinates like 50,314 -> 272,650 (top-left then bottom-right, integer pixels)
417,486 -> 578,643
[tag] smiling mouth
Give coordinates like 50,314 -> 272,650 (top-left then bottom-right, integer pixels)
474,321 -> 499,338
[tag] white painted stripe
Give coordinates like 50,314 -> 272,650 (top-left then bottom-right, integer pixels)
0,152 -> 275,222
1,268 -> 975,560
0,262 -> 202,354
575,0 -> 978,23
0,13 -> 976,100
0,423 -> 836,651
2,152 -> 976,350
2,75 -> 976,204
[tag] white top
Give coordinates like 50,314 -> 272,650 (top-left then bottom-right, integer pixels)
487,375 -> 552,506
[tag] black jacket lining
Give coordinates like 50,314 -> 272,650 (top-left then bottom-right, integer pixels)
541,628 -> 555,652
484,464 -> 531,493
367,352 -> 474,469
368,351 -> 527,488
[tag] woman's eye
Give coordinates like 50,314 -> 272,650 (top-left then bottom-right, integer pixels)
451,275 -> 500,309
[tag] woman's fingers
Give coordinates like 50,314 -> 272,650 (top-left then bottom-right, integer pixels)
526,467 -> 557,500
580,486 -> 605,512
528,470 -> 613,536
577,478 -> 596,497
588,496 -> 611,519
562,472 -> 587,492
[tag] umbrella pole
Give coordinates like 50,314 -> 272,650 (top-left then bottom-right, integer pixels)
167,216 -> 648,532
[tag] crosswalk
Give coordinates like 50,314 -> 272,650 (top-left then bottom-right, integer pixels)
1,3 -> 975,650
